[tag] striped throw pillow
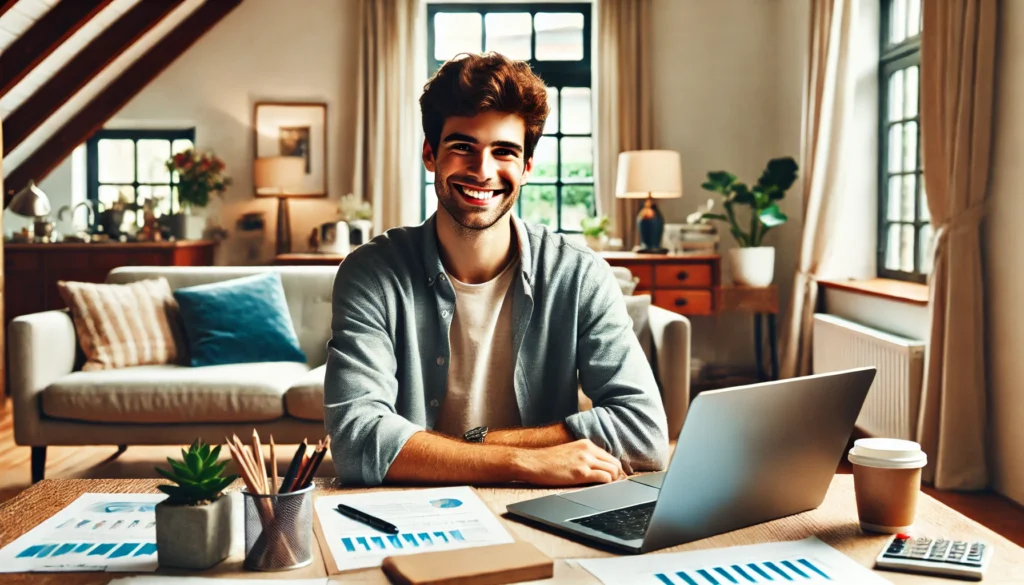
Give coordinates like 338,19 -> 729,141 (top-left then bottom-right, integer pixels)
57,278 -> 186,371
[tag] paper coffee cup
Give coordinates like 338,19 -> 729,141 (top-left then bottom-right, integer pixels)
848,438 -> 927,533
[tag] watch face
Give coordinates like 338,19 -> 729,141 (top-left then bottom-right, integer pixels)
464,426 -> 487,442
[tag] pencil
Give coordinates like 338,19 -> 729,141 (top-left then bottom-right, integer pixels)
270,435 -> 278,495
253,430 -> 268,494
281,441 -> 306,493
301,440 -> 329,489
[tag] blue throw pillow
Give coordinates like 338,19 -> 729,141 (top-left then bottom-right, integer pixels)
173,272 -> 306,367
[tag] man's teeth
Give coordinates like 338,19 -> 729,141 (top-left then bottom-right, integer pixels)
459,186 -> 499,200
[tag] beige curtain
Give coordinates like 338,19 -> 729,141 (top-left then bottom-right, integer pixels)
595,0 -> 653,249
916,0 -> 997,490
780,0 -> 879,377
353,0 -> 425,233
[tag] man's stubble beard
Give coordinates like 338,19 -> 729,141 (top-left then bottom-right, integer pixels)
436,179 -> 520,236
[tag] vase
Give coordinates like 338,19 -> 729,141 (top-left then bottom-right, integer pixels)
585,234 -> 608,252
729,246 -> 775,287
155,495 -> 232,570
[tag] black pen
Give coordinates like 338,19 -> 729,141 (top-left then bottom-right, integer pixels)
336,503 -> 399,534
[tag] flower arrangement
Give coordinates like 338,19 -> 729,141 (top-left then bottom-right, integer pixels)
166,149 -> 232,212
337,192 -> 373,221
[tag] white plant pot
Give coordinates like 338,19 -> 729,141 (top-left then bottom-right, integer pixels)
155,495 -> 232,570
585,234 -> 608,252
729,246 -> 775,287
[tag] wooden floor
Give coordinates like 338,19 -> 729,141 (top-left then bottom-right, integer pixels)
1,402 -> 1023,547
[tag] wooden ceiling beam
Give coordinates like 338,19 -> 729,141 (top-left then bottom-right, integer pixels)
4,0 -> 243,202
0,0 -> 20,19
0,0 -> 115,98
3,0 -> 186,154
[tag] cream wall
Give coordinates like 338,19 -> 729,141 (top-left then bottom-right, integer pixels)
95,0 -> 358,264
985,0 -> 1024,506
650,0 -> 807,365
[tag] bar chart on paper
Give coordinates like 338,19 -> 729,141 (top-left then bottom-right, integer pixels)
578,538 -> 893,585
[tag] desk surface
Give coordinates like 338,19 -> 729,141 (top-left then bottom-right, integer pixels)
1,476 -> 1021,584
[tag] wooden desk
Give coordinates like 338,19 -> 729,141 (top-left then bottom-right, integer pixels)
1,477 -> 1021,583
275,252 -> 346,266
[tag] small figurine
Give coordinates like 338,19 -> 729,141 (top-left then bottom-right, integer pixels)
138,196 -> 163,242
308,227 -> 320,251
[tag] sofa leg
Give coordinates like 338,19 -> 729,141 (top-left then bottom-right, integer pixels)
115,445 -> 127,457
31,446 -> 47,484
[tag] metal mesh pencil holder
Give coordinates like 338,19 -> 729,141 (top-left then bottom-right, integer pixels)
242,484 -> 314,571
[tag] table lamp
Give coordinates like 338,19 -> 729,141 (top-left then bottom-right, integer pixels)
615,150 -> 682,253
254,156 -> 305,254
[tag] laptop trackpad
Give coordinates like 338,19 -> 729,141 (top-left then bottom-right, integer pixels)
560,479 -> 659,511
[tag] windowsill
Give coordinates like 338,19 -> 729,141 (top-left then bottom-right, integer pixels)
818,278 -> 929,306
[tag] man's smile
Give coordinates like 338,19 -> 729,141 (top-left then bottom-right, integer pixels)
451,181 -> 506,207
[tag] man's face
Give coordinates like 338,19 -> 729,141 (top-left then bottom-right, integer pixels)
423,110 -> 533,232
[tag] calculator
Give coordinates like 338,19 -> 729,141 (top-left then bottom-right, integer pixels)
875,533 -> 993,580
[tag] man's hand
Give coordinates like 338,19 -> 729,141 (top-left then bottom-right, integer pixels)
513,439 -> 627,486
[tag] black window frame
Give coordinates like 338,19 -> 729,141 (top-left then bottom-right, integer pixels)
424,2 -> 594,233
878,0 -> 926,283
86,128 -> 196,218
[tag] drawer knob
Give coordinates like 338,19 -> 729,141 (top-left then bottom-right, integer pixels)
674,298 -> 688,307
676,271 -> 689,281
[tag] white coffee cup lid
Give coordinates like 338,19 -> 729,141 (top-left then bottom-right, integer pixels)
848,438 -> 927,470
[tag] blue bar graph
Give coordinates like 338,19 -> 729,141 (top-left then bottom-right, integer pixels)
696,569 -> 719,585
355,537 -> 370,551
654,559 -> 834,584
656,574 -> 676,585
342,538 -> 356,552
109,543 -> 140,559
402,534 -> 419,547
16,545 -> 45,558
89,543 -> 116,556
73,543 -> 93,553
36,544 -> 57,558
451,530 -> 464,541
370,536 -> 385,550
387,535 -> 404,549
433,532 -> 449,543
338,530 -> 475,554
714,567 -> 739,584
764,562 -> 793,581
133,543 -> 157,557
51,544 -> 76,557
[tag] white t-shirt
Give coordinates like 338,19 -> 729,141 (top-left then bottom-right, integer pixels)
434,258 -> 522,436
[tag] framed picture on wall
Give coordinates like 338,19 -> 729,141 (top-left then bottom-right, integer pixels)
253,101 -> 327,196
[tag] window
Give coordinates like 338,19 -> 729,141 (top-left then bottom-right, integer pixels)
86,128 -> 195,228
879,0 -> 929,283
425,3 -> 594,232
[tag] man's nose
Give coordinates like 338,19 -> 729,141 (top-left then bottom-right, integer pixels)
466,152 -> 499,183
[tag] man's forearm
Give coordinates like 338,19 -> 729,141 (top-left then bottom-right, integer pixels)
384,431 -> 528,484
484,422 -> 576,448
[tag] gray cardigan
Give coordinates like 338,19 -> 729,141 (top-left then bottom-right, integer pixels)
324,214 -> 670,485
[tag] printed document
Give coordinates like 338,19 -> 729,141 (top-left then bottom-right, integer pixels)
315,486 -> 515,571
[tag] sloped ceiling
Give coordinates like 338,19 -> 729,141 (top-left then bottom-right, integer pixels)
0,0 -> 242,205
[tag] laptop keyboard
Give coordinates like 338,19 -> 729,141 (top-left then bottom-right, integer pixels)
569,502 -> 655,541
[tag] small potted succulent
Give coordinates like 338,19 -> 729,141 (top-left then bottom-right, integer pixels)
581,215 -> 610,251
154,439 -> 237,570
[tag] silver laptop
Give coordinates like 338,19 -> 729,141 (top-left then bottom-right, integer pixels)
506,367 -> 876,553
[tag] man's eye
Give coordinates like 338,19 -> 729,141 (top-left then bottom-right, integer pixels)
452,144 -> 472,152
494,149 -> 518,157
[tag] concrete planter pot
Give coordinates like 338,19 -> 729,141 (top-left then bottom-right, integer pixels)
155,495 -> 232,570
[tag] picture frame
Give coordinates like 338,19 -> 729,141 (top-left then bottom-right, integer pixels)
253,101 -> 327,197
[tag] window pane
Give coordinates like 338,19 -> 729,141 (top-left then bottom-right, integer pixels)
561,185 -> 594,231
902,174 -> 916,221
425,184 -> 437,217
904,121 -> 918,171
560,87 -> 591,134
98,139 -> 135,183
885,224 -> 901,270
434,13 -> 482,61
97,185 -> 135,235
901,224 -> 915,272
920,177 -> 930,222
919,224 -> 934,274
543,87 -> 559,135
532,136 -> 557,182
904,66 -> 919,119
138,185 -> 172,216
888,124 -> 903,172
890,0 -> 907,44
535,12 -> 583,61
560,137 -> 593,182
888,69 -> 904,121
137,140 -> 171,183
172,138 -> 193,154
485,13 -> 531,60
887,176 -> 902,221
519,185 -> 556,227
907,0 -> 921,38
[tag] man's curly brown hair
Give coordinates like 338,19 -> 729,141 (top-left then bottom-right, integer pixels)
420,52 -> 550,160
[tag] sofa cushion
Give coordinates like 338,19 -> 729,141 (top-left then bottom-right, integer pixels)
623,294 -> 653,361
42,362 -> 311,424
285,364 -> 326,421
173,272 -> 307,367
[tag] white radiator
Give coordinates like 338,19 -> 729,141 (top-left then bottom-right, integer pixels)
812,313 -> 925,440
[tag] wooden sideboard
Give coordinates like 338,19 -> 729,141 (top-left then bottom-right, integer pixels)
3,240 -> 216,322
600,251 -> 721,316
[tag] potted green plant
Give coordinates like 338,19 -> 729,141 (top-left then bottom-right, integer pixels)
700,157 -> 799,286
338,192 -> 374,246
165,149 -> 231,240
154,439 -> 237,570
581,215 -> 610,251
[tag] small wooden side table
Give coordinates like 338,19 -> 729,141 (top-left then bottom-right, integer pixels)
718,284 -> 780,381
274,252 -> 345,266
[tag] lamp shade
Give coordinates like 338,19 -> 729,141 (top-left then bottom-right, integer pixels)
8,180 -> 52,217
254,156 -> 304,196
615,150 -> 683,199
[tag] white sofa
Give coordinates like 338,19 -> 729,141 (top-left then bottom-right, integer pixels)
11,266 -> 691,483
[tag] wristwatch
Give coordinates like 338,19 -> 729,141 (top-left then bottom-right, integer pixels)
463,426 -> 488,443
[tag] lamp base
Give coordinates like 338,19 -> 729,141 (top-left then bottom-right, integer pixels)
276,197 -> 292,255
635,196 -> 666,254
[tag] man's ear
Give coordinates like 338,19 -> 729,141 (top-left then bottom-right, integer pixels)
422,139 -> 436,173
521,156 -> 534,184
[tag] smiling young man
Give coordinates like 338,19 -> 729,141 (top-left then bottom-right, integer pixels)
324,52 -> 669,487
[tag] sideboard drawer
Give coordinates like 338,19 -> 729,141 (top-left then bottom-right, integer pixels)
654,289 -> 713,315
654,263 -> 713,288
619,263 -> 653,289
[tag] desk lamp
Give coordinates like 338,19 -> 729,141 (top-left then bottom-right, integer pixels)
615,150 -> 682,253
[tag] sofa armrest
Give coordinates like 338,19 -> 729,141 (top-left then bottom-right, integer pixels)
648,305 -> 691,439
10,310 -> 78,445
